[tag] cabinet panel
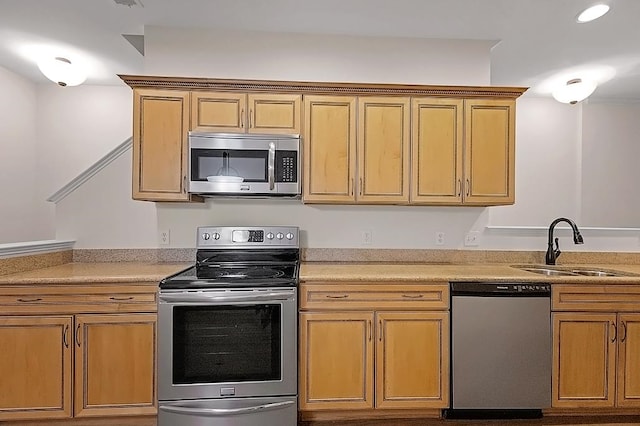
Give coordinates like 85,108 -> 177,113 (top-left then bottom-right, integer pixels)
191,92 -> 245,133
133,89 -> 191,201
358,97 -> 410,203
464,99 -> 515,205
0,316 -> 72,421
375,312 -> 449,409
303,96 -> 357,202
74,314 -> 157,417
552,312 -> 617,408
617,313 -> 640,407
299,312 -> 373,410
248,93 -> 301,134
411,98 -> 464,204
553,285 -> 640,312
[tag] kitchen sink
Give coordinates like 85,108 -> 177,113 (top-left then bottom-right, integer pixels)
512,265 -> 639,277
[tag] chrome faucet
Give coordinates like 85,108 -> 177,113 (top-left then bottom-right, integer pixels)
545,217 -> 584,265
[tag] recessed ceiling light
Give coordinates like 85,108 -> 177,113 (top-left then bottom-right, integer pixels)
576,4 -> 610,23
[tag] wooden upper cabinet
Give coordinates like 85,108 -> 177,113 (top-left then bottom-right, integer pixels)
191,92 -> 301,134
303,95 -> 357,203
464,99 -> 516,205
357,97 -> 410,204
411,98 -> 464,204
132,88 -> 193,201
0,316 -> 73,421
74,313 -> 157,417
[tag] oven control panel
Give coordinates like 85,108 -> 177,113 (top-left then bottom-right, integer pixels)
198,226 -> 299,248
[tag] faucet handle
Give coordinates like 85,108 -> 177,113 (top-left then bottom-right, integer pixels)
554,237 -> 562,258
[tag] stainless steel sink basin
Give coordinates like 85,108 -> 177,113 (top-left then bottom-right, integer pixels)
511,265 -> 638,277
517,267 -> 578,276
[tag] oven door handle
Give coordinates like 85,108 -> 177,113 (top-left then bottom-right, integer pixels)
159,292 -> 294,303
159,400 -> 294,417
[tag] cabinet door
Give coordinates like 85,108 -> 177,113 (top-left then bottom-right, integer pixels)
191,92 -> 246,133
133,89 -> 192,201
299,312 -> 374,410
74,314 -> 157,417
375,312 -> 449,409
303,95 -> 357,203
463,99 -> 515,205
247,93 -> 301,134
0,316 -> 72,421
617,313 -> 640,407
411,98 -> 464,204
552,312 -> 617,408
357,97 -> 410,204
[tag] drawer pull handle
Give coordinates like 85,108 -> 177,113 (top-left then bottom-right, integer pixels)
75,324 -> 81,348
611,322 -> 617,343
17,298 -> 43,302
402,294 -> 424,299
621,321 -> 627,343
379,319 -> 383,342
110,296 -> 134,301
325,295 -> 349,299
368,320 -> 372,341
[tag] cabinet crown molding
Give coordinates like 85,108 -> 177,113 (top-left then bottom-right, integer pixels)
119,75 -> 527,99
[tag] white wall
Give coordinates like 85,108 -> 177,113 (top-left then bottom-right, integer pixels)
20,28 -> 640,252
0,65 -> 53,243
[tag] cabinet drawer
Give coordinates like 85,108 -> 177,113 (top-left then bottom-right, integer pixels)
300,283 -> 449,310
0,285 -> 158,314
553,285 -> 640,312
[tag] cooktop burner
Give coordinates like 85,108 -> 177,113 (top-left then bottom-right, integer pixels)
160,226 -> 300,290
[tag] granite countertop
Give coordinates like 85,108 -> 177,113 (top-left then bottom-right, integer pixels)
300,262 -> 640,284
0,262 -> 191,285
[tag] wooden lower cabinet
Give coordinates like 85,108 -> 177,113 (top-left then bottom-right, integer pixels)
0,284 -> 158,422
552,312 -> 640,408
75,314 -> 157,417
0,316 -> 73,420
299,308 -> 449,412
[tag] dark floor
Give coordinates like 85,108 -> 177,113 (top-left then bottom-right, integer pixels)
299,416 -> 640,426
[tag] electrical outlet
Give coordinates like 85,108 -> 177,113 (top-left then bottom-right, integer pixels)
159,229 -> 170,245
435,232 -> 445,246
362,230 -> 372,245
464,231 -> 480,247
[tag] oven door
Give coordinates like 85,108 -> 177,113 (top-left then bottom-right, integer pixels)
158,287 -> 297,401
189,133 -> 300,195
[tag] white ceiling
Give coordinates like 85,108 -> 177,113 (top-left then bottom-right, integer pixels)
1,0 -> 638,101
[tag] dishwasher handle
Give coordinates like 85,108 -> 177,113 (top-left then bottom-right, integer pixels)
451,282 -> 551,297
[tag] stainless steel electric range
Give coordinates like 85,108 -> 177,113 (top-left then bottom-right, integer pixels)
157,226 -> 299,426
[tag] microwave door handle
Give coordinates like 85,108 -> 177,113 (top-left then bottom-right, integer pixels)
268,142 -> 275,190
159,400 -> 294,417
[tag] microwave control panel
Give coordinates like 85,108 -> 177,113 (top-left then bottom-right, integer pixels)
276,151 -> 298,183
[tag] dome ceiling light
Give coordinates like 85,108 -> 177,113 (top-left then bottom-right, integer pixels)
552,78 -> 597,104
576,4 -> 610,23
37,56 -> 87,87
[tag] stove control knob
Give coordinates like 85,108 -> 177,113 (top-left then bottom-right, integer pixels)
286,232 -> 294,240
213,233 -> 221,240
202,233 -> 211,240
276,232 -> 284,240
266,232 -> 274,240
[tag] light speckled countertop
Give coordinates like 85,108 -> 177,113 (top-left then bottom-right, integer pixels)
300,262 -> 640,284
0,262 -> 191,285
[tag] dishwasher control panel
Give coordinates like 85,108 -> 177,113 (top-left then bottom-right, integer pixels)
451,282 -> 551,296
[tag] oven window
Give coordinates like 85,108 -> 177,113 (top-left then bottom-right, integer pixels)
172,305 -> 281,384
192,149 -> 268,182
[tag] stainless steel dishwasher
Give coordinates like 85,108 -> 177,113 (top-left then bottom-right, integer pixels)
445,282 -> 551,420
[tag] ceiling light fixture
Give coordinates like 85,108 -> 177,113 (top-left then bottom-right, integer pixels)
576,4 -> 610,23
37,57 -> 87,87
552,78 -> 597,104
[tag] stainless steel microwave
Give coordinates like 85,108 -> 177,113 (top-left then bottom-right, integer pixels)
188,132 -> 300,197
